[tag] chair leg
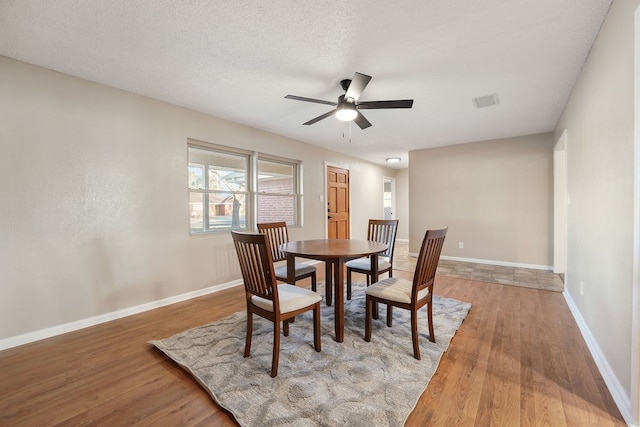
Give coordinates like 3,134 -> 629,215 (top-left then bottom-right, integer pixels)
283,319 -> 289,336
427,301 -> 435,343
411,309 -> 421,360
386,304 -> 393,327
364,297 -> 372,342
244,311 -> 253,357
369,274 -> 380,320
346,268 -> 352,300
271,321 -> 281,377
311,272 -> 317,292
372,294 -> 380,320
313,303 -> 321,352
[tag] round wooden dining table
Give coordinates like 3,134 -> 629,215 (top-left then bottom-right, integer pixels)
280,239 -> 388,342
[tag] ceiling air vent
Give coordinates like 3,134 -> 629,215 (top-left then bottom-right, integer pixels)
473,94 -> 499,108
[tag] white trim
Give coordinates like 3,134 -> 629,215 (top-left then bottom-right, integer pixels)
564,290 -> 635,426
433,255 -> 553,271
0,279 -> 243,352
631,5 -> 640,426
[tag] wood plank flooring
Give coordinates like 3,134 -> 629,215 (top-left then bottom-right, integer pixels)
0,268 -> 625,426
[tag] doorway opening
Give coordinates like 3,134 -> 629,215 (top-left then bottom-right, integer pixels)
383,177 -> 396,220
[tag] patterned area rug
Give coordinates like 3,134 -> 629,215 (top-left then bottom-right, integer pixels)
150,283 -> 471,427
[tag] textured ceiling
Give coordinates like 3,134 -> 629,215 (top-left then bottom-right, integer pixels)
0,0 -> 612,168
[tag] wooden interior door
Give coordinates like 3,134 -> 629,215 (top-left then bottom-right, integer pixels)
327,165 -> 350,239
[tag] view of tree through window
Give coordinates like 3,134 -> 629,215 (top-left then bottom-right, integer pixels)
188,146 -> 248,233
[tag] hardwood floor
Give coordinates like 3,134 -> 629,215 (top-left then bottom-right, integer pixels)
0,268 -> 625,426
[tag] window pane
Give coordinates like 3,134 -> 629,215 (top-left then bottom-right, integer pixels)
188,164 -> 205,189
258,159 -> 294,193
208,192 -> 247,230
188,146 -> 247,191
257,194 -> 295,225
208,167 -> 246,192
189,192 -> 204,233
189,144 -> 249,234
206,152 -> 246,191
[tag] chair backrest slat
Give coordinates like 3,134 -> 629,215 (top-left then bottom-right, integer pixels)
413,227 -> 448,298
367,219 -> 399,260
257,221 -> 289,262
231,231 -> 278,303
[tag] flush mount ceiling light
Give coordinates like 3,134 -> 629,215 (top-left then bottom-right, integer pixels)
335,102 -> 358,121
386,157 -> 401,163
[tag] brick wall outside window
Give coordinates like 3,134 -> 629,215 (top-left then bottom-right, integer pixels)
258,177 -> 294,223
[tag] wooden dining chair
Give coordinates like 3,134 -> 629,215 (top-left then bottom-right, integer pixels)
257,221 -> 317,291
231,231 -> 322,377
346,219 -> 399,300
364,227 -> 447,360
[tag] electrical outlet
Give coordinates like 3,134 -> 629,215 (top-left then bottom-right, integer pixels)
580,281 -> 585,296
458,242 -> 464,249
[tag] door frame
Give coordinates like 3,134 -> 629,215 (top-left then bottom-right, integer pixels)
324,161 -> 351,238
383,176 -> 396,220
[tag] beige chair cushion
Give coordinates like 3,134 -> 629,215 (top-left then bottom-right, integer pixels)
345,256 -> 391,272
252,284 -> 321,313
364,277 -> 429,304
274,263 -> 316,280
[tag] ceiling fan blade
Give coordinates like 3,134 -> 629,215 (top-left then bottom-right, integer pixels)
357,99 -> 414,109
345,72 -> 372,102
353,111 -> 372,129
303,109 -> 336,125
285,95 -> 337,106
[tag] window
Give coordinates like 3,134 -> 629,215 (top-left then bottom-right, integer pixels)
188,141 -> 301,234
257,157 -> 300,225
188,145 -> 249,234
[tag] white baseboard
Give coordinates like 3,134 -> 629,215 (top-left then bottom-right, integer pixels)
563,290 -> 634,426
0,259 -> 323,352
408,254 -> 553,271
0,279 -> 243,352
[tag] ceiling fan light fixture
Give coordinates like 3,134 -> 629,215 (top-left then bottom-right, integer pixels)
335,104 -> 358,121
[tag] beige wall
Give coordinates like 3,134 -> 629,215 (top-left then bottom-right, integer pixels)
409,133 -> 554,267
0,56 -> 396,341
395,168 -> 409,240
554,0 -> 639,408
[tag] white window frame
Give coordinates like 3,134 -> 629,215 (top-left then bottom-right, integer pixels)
187,140 -> 302,234
188,141 -> 251,234
256,154 -> 302,227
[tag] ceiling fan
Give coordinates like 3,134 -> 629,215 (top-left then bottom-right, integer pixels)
284,72 -> 414,129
